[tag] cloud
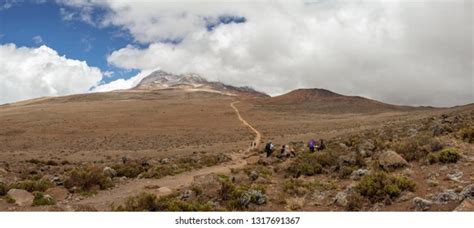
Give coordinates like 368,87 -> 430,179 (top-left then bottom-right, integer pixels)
32,35 -> 43,44
0,43 -> 103,104
61,0 -> 473,107
92,69 -> 157,92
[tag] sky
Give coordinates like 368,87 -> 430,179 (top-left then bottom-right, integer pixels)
0,0 -> 472,107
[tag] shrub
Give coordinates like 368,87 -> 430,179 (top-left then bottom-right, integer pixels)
46,160 -> 59,166
282,179 -> 337,197
458,127 -> 474,143
114,192 -> 160,211
113,163 -> 148,178
282,179 -> 309,196
32,192 -> 55,206
345,193 -> 367,211
140,165 -> 176,179
216,175 -> 267,210
427,147 -> 461,164
113,192 -> 214,211
0,182 -> 8,196
64,166 -> 113,193
287,152 -> 339,177
11,179 -> 52,192
338,166 -> 354,179
391,135 -> 431,161
356,172 -> 415,202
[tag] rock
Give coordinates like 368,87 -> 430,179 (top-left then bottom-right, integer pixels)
45,187 -> 69,201
249,171 -> 259,181
440,165 -> 448,172
426,178 -> 439,187
454,199 -> 474,211
160,158 -> 170,164
339,143 -> 350,151
49,176 -> 64,186
102,167 -> 117,177
402,168 -> 415,177
407,128 -> 418,137
239,189 -> 266,207
369,203 -> 384,211
358,140 -> 375,157
157,187 -> 172,195
334,191 -> 348,207
460,184 -> 474,200
180,190 -> 194,200
434,190 -> 459,204
413,197 -> 433,211
378,150 -> 408,170
350,169 -> 369,180
399,192 -> 416,202
447,171 -> 463,182
7,189 -> 34,206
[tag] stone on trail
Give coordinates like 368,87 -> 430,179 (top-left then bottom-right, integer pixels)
45,186 -> 69,201
454,199 -> 474,211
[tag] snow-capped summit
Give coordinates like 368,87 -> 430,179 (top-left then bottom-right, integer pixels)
134,70 -> 268,97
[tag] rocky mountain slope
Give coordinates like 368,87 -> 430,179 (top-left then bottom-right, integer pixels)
134,70 -> 269,98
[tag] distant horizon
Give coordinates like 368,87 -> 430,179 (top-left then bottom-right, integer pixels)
2,68 -> 472,109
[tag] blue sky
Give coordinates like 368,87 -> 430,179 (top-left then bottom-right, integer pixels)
0,0 -> 140,83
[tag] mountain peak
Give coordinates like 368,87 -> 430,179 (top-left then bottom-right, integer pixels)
134,71 -> 268,98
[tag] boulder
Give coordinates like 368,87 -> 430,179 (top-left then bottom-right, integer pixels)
378,150 -> 408,170
102,167 -> 117,177
454,199 -> 474,211
334,191 -> 349,207
460,184 -> 474,200
413,197 -> 433,211
447,171 -> 463,182
350,169 -> 369,180
45,187 -> 69,201
157,187 -> 172,195
7,189 -> 34,206
434,190 -> 459,204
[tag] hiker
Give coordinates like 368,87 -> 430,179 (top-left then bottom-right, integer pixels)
278,144 -> 291,159
253,141 -> 257,148
308,139 -> 316,153
317,139 -> 326,151
264,141 -> 274,157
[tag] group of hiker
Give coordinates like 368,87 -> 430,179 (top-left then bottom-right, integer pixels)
262,138 -> 326,158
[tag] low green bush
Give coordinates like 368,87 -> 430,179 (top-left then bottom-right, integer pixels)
113,192 -> 214,211
32,192 -> 55,206
427,147 -> 461,164
64,166 -> 113,193
11,179 -> 52,192
356,172 -> 415,202
459,127 -> 474,143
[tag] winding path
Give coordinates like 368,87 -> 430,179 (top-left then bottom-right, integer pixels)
230,101 -> 262,150
71,100 -> 261,210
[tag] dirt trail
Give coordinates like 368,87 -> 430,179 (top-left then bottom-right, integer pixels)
230,101 -> 262,149
72,100 -> 262,211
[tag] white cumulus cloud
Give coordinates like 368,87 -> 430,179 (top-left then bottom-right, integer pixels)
60,0 -> 473,107
0,43 -> 103,104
